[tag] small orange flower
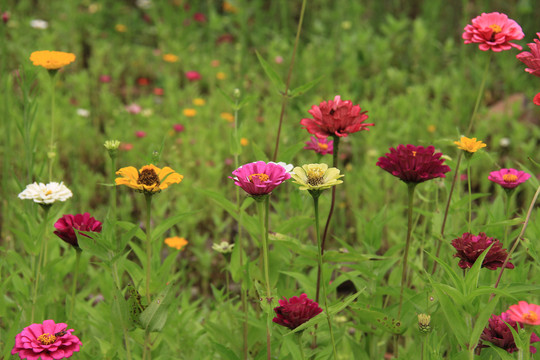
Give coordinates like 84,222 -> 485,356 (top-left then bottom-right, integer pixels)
162,53 -> 179,63
216,72 -> 226,80
240,138 -> 249,146
164,236 -> 188,250
115,164 -> 183,194
30,51 -> 76,70
193,98 -> 206,106
220,112 -> 234,122
183,108 -> 197,117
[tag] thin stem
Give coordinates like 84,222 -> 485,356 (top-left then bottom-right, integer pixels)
465,53 -> 491,136
256,199 -> 271,360
398,183 -> 416,319
522,326 -> 533,360
492,185 -> 540,295
467,159 -> 472,232
69,249 -> 82,321
31,205 -> 50,322
503,189 -> 514,246
271,0 -> 307,161
313,193 -> 338,359
144,194 -> 153,304
48,72 -> 57,182
316,135 -> 340,303
297,332 -> 306,360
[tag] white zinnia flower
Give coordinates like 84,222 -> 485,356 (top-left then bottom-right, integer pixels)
269,161 -> 294,174
30,19 -> 48,29
18,182 -> 73,204
76,108 -> 90,117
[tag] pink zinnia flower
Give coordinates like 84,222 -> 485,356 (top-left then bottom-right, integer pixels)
534,93 -> 540,106
230,161 -> 291,196
173,124 -> 185,133
516,33 -> 540,77
153,87 -> 164,96
462,12 -> 524,52
507,301 -> 540,326
488,168 -> 531,189
135,130 -> 146,138
185,71 -> 201,82
54,213 -> 103,248
273,293 -> 323,330
11,319 -> 82,360
451,232 -> 513,270
304,136 -> 334,155
480,311 -> 540,353
125,103 -> 142,114
300,95 -> 372,138
99,75 -> 111,83
376,144 -> 451,184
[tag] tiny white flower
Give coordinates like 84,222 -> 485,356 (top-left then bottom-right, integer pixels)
18,182 -> 73,204
76,108 -> 90,117
136,0 -> 152,9
212,241 -> 235,254
30,19 -> 48,29
269,161 -> 294,174
500,137 -> 511,148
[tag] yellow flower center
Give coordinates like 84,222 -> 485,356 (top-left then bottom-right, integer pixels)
44,190 -> 52,195
249,173 -> 269,182
307,167 -> 325,186
37,333 -> 57,345
489,24 -> 502,33
138,169 -> 160,187
523,311 -> 538,323
412,151 -> 417,157
318,143 -> 328,150
502,174 -> 518,183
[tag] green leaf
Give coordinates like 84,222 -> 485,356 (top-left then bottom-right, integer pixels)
139,282 -> 174,332
251,141 -> 269,162
464,243 -> 494,296
151,212 -> 195,241
485,342 -> 516,360
277,141 -> 307,164
77,231 -> 109,261
468,295 -> 499,353
229,130 -> 241,156
350,304 -> 406,334
328,290 -> 365,316
284,313 -> 326,335
210,341 -> 240,360
432,283 -> 469,346
288,75 -> 324,98
255,51 -> 285,92
425,251 -> 464,293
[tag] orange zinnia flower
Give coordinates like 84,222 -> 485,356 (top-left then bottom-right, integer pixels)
164,236 -> 188,250
30,51 -> 76,70
115,164 -> 183,194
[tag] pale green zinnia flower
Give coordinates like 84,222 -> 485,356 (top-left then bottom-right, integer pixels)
291,163 -> 343,191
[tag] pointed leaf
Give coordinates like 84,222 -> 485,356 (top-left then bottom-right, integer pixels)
139,282 -> 174,332
289,76 -> 324,98
256,51 -> 285,91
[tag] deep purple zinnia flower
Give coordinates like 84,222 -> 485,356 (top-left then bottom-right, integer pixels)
54,213 -> 103,248
272,293 -> 323,330
11,319 -> 82,360
488,168 -> 531,189
376,144 -> 451,184
230,161 -> 291,196
300,95 -> 373,139
479,312 -> 540,354
451,232 -> 514,270
304,136 -> 334,155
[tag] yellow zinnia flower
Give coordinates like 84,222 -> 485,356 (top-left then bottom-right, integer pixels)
193,98 -> 206,106
291,163 -> 344,191
115,164 -> 183,194
30,51 -> 76,70
216,72 -> 226,80
162,53 -> 179,63
164,236 -> 188,250
220,112 -> 234,122
454,136 -> 486,153
183,108 -> 197,117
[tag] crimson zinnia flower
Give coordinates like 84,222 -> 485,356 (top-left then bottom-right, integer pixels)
451,232 -> 513,270
376,144 -> 451,184
54,213 -> 103,248
480,311 -> 540,354
273,293 -> 323,330
11,319 -> 82,360
300,95 -> 372,138
462,12 -> 524,52
517,33 -> 540,77
488,168 -> 531,189
230,161 -> 291,197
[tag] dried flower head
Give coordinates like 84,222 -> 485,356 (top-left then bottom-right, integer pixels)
54,213 -> 103,249
417,314 -> 432,333
462,12 -> 524,52
30,51 -> 76,70
18,182 -> 73,204
116,164 -> 183,194
488,168 -> 531,189
451,232 -> 514,270
273,293 -> 323,330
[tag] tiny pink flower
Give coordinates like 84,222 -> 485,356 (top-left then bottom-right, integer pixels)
275,55 -> 283,64
507,301 -> 540,326
185,71 -> 201,82
193,12 -> 206,22
488,168 -> 531,189
516,33 -> 540,77
125,103 -> 142,114
462,12 -> 524,52
173,124 -> 185,133
304,136 -> 334,155
99,75 -> 111,83
135,130 -> 146,138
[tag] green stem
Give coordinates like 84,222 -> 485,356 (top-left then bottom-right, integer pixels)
503,189 -> 514,246
31,205 -> 51,322
48,71 -> 57,182
271,0 -> 307,161
256,199 -> 272,360
521,326 -> 533,360
297,332 -> 306,360
398,183 -> 417,319
312,193 -> 338,359
68,249 -> 82,321
144,194 -> 153,304
465,53 -> 491,136
466,159 -> 472,232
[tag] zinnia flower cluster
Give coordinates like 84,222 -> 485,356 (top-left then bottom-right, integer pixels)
300,96 -> 372,138
376,144 -> 451,184
462,12 -> 524,52
273,293 -> 323,330
11,320 -> 82,360
480,311 -> 540,353
451,232 -> 513,270
18,182 -> 73,204
230,161 -> 291,197
53,213 -> 103,248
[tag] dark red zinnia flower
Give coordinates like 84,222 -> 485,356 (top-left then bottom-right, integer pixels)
376,144 -> 451,184
300,95 -> 373,139
54,213 -> 103,248
479,312 -> 540,353
451,232 -> 514,270
272,293 -> 323,330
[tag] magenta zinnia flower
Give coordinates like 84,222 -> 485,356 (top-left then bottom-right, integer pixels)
462,12 -> 524,52
480,312 -> 540,353
376,144 -> 451,184
185,71 -> 201,82
488,168 -> 531,189
11,319 -> 82,360
300,95 -> 373,138
304,136 -> 334,155
230,161 -> 291,196
451,232 -> 513,270
54,213 -> 103,248
273,293 -> 323,330
517,33 -> 540,77
507,301 -> 540,326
